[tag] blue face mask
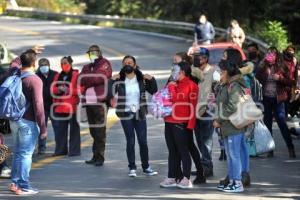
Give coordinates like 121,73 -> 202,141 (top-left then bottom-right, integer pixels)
39,66 -> 49,74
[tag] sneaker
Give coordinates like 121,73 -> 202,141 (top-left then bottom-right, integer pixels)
223,181 -> 244,193
94,160 -> 104,167
143,167 -> 158,176
160,178 -> 177,188
128,169 -> 137,177
217,176 -> 230,191
193,175 -> 206,185
177,177 -> 193,189
0,167 -> 11,178
19,188 -> 39,195
9,183 -> 18,192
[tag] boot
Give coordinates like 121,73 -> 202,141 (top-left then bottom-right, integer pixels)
219,150 -> 227,161
289,149 -> 296,158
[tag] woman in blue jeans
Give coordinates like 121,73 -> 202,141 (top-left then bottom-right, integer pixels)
214,60 -> 249,193
109,55 -> 158,177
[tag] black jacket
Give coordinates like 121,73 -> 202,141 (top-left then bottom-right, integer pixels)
108,69 -> 157,120
36,69 -> 58,111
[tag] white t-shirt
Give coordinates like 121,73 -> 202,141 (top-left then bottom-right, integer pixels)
125,76 -> 140,112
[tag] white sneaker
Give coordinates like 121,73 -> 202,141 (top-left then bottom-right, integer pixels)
223,181 -> 244,193
0,167 -> 11,178
128,169 -> 137,177
20,188 -> 39,195
160,178 -> 177,188
177,177 -> 193,189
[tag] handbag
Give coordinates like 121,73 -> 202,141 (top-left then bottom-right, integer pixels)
0,134 -> 10,164
246,120 -> 275,156
229,85 -> 263,129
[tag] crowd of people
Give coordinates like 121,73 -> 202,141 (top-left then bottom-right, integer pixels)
0,15 -> 298,196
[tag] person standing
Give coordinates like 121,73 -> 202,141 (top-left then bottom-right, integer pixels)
192,47 -> 219,177
109,55 -> 158,177
256,47 -> 296,158
214,60 -> 248,193
51,56 -> 81,157
80,45 -> 112,166
227,20 -> 246,48
160,62 -> 199,189
246,42 -> 262,74
9,49 -> 47,195
194,15 -> 215,45
36,58 -> 58,155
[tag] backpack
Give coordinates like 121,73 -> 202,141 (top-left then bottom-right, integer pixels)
0,68 -> 33,121
150,87 -> 172,118
249,75 -> 263,102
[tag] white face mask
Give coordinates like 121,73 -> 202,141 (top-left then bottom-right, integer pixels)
213,70 -> 221,82
171,65 -> 181,81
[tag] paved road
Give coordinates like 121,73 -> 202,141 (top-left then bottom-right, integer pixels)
0,16 -> 300,200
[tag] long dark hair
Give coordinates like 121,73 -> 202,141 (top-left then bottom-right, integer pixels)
262,46 -> 286,72
175,52 -> 193,66
178,61 -> 192,78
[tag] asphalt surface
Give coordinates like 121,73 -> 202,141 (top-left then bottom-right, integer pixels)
0,16 -> 300,200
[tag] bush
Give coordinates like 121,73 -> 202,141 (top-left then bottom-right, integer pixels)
16,0 -> 84,14
259,21 -> 289,51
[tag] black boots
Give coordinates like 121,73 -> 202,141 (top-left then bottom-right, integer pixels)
289,149 -> 296,158
219,150 -> 227,161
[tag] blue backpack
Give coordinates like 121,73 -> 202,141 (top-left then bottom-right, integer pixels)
0,68 -> 33,121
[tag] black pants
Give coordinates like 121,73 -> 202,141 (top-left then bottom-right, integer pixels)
86,105 -> 107,162
120,113 -> 149,170
263,96 -> 294,150
53,113 -> 81,156
165,122 -> 193,179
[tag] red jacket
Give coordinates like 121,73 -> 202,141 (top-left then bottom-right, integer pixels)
164,77 -> 199,130
51,70 -> 80,114
79,57 -> 112,103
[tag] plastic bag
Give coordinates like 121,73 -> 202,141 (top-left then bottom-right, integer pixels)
150,88 -> 172,118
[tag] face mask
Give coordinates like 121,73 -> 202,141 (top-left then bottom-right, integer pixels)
248,52 -> 258,60
89,54 -> 98,63
265,52 -> 276,65
171,65 -> 181,81
39,66 -> 49,74
61,64 -> 71,73
213,70 -> 221,82
123,65 -> 134,74
193,57 -> 201,68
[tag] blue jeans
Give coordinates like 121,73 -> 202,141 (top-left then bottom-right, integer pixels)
224,133 -> 249,181
194,116 -> 214,171
10,118 -> 39,189
120,114 -> 149,170
263,96 -> 294,150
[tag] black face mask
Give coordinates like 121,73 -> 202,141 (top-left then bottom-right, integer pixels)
283,51 -> 294,62
193,57 -> 201,68
248,52 -> 258,60
123,65 -> 134,74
